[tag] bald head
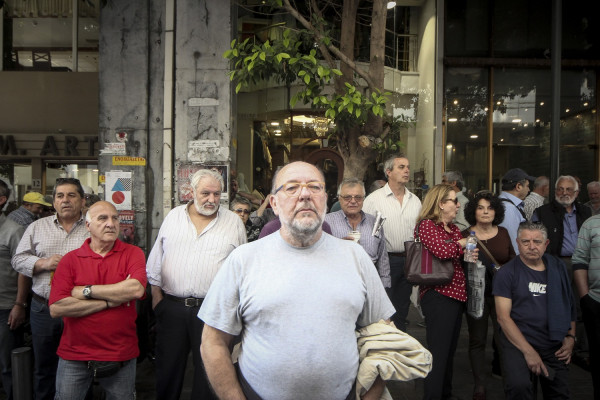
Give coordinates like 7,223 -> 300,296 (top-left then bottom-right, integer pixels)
86,201 -> 120,244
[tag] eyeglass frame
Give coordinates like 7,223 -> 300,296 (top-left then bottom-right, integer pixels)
339,194 -> 365,202
233,208 -> 251,215
273,181 -> 326,197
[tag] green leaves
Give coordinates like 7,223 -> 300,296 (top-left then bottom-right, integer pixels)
224,22 -> 392,129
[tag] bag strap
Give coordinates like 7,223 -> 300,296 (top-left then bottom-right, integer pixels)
414,220 -> 423,242
475,237 -> 501,267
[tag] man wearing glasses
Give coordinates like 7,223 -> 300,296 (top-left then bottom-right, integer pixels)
325,178 -> 391,289
532,175 -> 591,365
146,168 -> 246,400
199,161 -> 394,400
12,178 -> 89,400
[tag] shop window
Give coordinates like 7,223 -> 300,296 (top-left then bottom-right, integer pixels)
444,67 -> 489,194
2,0 -> 99,71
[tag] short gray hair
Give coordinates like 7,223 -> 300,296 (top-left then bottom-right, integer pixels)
337,178 -> 365,196
383,153 -> 407,177
517,221 -> 548,241
533,176 -> 549,189
190,168 -> 224,194
587,181 -> 600,191
231,196 -> 251,209
443,171 -> 464,190
555,175 -> 579,192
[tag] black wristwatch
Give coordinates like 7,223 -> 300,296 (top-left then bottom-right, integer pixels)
83,285 -> 93,299
565,334 -> 577,343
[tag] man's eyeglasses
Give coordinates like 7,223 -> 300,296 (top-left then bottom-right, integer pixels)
556,187 -> 577,194
233,208 -> 251,215
274,182 -> 325,197
445,198 -> 459,205
339,195 -> 365,202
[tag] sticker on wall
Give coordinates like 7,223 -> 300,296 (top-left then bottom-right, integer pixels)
105,171 -> 132,210
116,131 -> 128,143
118,210 -> 135,244
188,140 -> 230,162
176,162 -> 229,204
99,143 -> 126,155
112,156 -> 146,166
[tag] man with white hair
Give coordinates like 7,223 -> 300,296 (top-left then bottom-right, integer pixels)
533,175 -> 591,360
532,175 -> 591,260
523,176 -> 549,221
147,168 -> 247,400
585,181 -> 600,216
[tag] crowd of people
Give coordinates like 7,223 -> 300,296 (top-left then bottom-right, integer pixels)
0,155 -> 598,400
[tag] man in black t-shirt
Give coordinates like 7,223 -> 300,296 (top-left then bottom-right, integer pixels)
493,222 -> 576,399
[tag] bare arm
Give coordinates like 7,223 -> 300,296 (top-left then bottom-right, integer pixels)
555,321 -> 576,364
8,274 -> 31,330
150,284 -> 164,310
33,254 -> 63,275
71,276 -> 145,304
254,194 -> 272,216
574,269 -> 589,298
201,325 -> 246,400
495,296 -> 548,377
361,376 -> 385,400
50,296 -> 110,318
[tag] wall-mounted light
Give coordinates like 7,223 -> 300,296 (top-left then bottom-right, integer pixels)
448,118 -> 458,122
470,135 -> 478,139
387,1 -> 396,9
512,119 -> 521,123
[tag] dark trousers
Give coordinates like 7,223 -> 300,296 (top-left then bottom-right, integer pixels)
30,297 -> 62,400
0,309 -> 24,400
421,290 -> 464,400
499,330 -> 569,400
466,294 -> 501,389
581,294 -> 600,400
388,254 -> 412,332
154,297 -> 216,400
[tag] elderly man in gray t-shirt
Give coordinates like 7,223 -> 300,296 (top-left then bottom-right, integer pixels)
199,162 -> 395,400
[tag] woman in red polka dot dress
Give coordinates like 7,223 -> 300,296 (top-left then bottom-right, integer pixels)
415,184 -> 477,400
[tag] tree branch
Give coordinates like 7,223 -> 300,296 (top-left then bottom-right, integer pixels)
282,0 -> 377,91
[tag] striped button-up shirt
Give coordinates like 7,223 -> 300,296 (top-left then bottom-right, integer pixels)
12,213 -> 90,300
363,183 -> 422,253
325,210 -> 391,287
146,204 -> 247,298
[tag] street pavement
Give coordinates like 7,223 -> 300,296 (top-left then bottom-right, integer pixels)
2,305 -> 593,399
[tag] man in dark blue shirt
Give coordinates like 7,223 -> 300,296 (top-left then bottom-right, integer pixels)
494,222 -> 576,399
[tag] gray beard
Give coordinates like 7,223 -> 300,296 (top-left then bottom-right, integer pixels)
281,208 -> 324,246
555,196 -> 574,208
194,201 -> 218,216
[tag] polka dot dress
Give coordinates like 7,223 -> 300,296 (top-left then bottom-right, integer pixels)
416,219 -> 467,302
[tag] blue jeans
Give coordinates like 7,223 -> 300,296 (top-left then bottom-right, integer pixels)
30,297 -> 63,400
55,358 -> 136,400
0,309 -> 24,400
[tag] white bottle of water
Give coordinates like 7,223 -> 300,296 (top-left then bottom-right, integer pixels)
464,231 -> 478,263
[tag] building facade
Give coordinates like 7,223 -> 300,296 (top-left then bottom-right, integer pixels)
1,0 -> 598,251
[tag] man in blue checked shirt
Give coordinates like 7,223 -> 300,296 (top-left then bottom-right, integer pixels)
325,178 -> 391,289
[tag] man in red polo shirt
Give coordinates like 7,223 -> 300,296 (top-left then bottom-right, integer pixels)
49,201 -> 146,399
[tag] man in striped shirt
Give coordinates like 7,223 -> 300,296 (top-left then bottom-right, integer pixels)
147,168 -> 246,400
364,154 -> 422,331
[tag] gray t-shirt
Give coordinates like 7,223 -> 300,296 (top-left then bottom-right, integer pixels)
198,232 -> 395,400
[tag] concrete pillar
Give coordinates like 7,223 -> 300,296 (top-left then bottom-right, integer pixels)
99,0 -> 234,251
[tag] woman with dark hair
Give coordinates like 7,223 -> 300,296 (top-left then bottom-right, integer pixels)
415,184 -> 475,400
462,191 -> 516,400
